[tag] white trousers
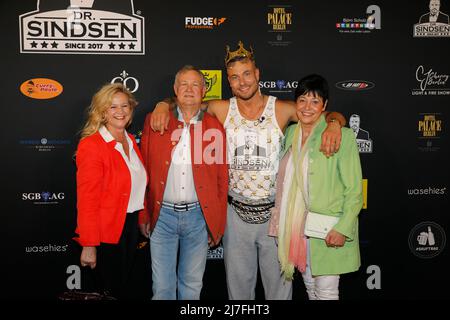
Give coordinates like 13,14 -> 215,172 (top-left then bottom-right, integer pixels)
301,239 -> 340,300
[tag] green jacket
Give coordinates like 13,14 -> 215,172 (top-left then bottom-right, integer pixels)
283,116 -> 363,276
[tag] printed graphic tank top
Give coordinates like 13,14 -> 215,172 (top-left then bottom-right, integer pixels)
224,96 -> 284,203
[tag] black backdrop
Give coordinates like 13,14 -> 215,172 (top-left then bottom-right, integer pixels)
1,0 -> 449,302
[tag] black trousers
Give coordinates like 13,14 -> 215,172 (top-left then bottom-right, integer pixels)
96,211 -> 139,299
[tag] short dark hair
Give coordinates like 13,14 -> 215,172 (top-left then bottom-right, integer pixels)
294,74 -> 329,103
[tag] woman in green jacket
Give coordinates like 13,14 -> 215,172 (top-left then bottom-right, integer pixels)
269,74 -> 363,300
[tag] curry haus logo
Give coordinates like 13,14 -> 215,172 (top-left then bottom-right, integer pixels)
184,17 -> 226,29
19,138 -> 71,151
19,0 -> 145,55
350,114 -> 373,153
111,70 -> 139,93
417,113 -> 443,152
200,70 -> 222,101
409,221 -> 446,258
22,191 -> 66,205
412,66 -> 450,96
267,5 -> 293,46
259,80 -> 298,94
336,5 -> 381,33
207,245 -> 224,260
20,78 -> 63,99
414,0 -> 450,37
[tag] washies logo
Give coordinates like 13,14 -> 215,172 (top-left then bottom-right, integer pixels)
20,78 -> 63,99
19,0 -> 145,55
201,70 -> 222,101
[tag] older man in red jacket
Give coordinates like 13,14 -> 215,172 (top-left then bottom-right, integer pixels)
138,65 -> 228,300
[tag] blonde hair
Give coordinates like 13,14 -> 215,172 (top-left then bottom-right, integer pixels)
80,83 -> 138,138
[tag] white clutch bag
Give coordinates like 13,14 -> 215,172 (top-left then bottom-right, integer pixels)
304,211 -> 339,239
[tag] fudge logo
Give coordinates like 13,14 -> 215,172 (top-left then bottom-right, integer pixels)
19,0 -> 145,55
201,70 -> 222,101
185,17 -> 226,29
414,0 -> 450,37
20,78 -> 63,99
409,222 -> 446,258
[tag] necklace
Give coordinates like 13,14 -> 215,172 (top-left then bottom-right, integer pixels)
238,96 -> 266,125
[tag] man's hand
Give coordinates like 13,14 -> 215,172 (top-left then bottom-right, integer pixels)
320,121 -> 342,157
80,246 -> 97,269
325,229 -> 346,248
139,223 -> 151,238
150,102 -> 171,134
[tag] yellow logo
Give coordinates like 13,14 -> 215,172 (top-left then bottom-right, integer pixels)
362,179 -> 368,209
201,70 -> 222,101
418,114 -> 442,137
20,78 -> 63,99
267,7 -> 292,31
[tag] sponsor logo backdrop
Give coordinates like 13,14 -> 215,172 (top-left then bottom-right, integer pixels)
0,0 -> 448,300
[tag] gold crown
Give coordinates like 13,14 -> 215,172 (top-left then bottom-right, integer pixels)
225,41 -> 254,65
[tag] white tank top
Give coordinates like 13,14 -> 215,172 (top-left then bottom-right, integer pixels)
224,96 -> 284,203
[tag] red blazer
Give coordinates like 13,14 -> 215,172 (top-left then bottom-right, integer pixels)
74,131 -> 146,246
138,109 -> 228,244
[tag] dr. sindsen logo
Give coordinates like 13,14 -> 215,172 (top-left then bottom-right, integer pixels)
414,0 -> 450,37
349,114 -> 373,153
409,221 -> 446,258
19,0 -> 145,54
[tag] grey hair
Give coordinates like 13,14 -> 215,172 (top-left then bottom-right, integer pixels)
174,65 -> 206,87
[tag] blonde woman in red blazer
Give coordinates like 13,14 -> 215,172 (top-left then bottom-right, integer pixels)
74,83 -> 147,299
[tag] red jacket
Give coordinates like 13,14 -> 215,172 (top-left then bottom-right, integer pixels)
74,131 -> 146,246
138,109 -> 228,244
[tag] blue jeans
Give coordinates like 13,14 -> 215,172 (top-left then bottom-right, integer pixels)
150,205 -> 208,300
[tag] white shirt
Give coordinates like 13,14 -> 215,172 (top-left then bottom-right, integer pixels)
99,126 -> 147,213
163,107 -> 199,204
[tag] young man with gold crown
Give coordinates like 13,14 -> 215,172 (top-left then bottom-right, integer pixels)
149,41 -> 346,299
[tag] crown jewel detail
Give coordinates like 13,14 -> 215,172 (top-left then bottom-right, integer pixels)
225,41 -> 254,65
